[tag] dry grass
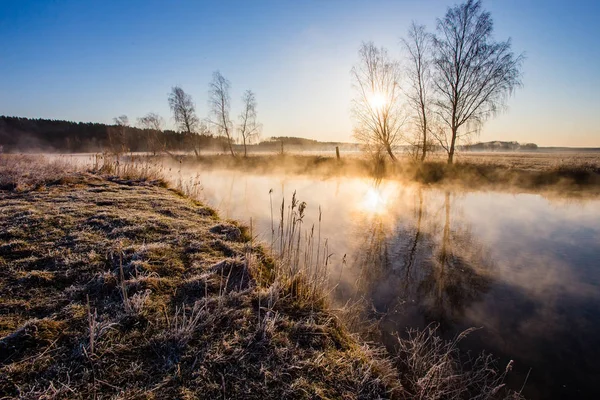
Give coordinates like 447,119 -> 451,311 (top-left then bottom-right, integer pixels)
0,154 -> 524,399
0,155 -> 78,191
394,325 -> 523,400
456,151 -> 600,172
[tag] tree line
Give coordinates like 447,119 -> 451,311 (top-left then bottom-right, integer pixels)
351,0 -> 524,164
0,115 -> 346,154
0,115 -> 226,153
0,71 -> 261,156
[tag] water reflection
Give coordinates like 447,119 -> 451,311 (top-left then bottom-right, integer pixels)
346,188 -> 494,334
420,192 -> 493,326
362,186 -> 388,214
403,188 -> 424,287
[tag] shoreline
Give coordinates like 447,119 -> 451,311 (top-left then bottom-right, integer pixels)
167,153 -> 600,197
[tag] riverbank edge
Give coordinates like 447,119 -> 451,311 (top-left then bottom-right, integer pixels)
171,153 -> 600,196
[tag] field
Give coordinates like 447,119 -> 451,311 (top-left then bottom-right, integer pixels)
0,155 -> 524,399
456,151 -> 600,171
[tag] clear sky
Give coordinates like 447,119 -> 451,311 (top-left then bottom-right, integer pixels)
1,0 -> 599,146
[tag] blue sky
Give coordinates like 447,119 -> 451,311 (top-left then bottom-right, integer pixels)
1,0 -> 599,146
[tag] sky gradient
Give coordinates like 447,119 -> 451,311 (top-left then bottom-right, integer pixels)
1,0 -> 599,147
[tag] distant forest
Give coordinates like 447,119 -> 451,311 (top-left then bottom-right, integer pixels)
0,116 -> 355,153
0,116 -> 229,153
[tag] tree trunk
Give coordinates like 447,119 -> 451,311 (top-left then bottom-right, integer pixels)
421,122 -> 427,162
420,104 -> 427,162
243,137 -> 247,158
191,136 -> 199,158
227,136 -> 236,157
447,126 -> 457,164
385,143 -> 397,162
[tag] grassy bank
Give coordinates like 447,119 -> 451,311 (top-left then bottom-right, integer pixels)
0,155 -> 522,399
172,153 -> 600,194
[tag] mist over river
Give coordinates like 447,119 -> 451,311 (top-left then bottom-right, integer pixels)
186,168 -> 600,400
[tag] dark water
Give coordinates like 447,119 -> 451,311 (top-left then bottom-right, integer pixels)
188,169 -> 600,399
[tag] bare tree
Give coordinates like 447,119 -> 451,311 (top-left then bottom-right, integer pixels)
351,42 -> 405,162
108,115 -> 129,154
114,115 -> 129,127
431,0 -> 523,164
238,90 -> 261,157
209,71 -> 235,157
168,86 -> 200,156
402,22 -> 433,162
137,112 -> 164,155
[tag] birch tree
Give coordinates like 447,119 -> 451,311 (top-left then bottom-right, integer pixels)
238,90 -> 261,157
402,22 -> 433,161
137,112 -> 164,154
351,42 -> 405,162
431,0 -> 523,164
168,86 -> 200,156
209,71 -> 235,157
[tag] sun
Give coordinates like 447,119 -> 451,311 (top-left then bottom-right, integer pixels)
368,92 -> 387,110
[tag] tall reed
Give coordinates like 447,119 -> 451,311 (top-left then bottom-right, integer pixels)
268,191 -> 336,306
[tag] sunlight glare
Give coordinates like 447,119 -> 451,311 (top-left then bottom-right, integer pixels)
368,92 -> 387,110
362,187 -> 388,214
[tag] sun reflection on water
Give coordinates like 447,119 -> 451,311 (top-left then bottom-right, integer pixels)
362,187 -> 388,214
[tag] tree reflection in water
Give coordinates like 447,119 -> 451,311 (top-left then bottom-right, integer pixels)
343,185 -> 494,336
418,191 -> 492,328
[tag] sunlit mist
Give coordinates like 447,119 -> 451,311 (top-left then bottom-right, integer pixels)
362,186 -> 388,214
